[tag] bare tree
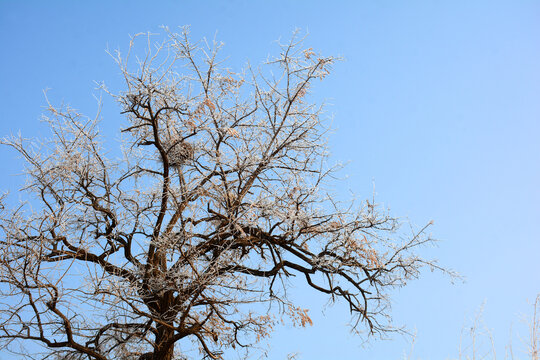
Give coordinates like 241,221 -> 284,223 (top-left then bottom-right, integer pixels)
0,28 -> 445,360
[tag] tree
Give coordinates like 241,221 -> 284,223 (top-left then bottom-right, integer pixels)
0,28 -> 443,360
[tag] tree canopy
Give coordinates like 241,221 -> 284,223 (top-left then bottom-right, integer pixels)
0,28 -> 444,360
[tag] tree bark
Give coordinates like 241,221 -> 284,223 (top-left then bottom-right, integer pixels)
153,324 -> 175,360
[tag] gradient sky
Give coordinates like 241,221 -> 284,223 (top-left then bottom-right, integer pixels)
1,1 -> 539,359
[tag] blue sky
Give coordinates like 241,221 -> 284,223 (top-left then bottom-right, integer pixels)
1,1 -> 539,359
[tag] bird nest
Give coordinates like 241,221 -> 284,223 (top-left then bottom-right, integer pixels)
161,136 -> 194,167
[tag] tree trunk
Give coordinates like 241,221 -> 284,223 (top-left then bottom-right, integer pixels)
152,324 -> 175,360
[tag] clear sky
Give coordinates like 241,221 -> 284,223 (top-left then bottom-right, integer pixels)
1,1 -> 539,359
